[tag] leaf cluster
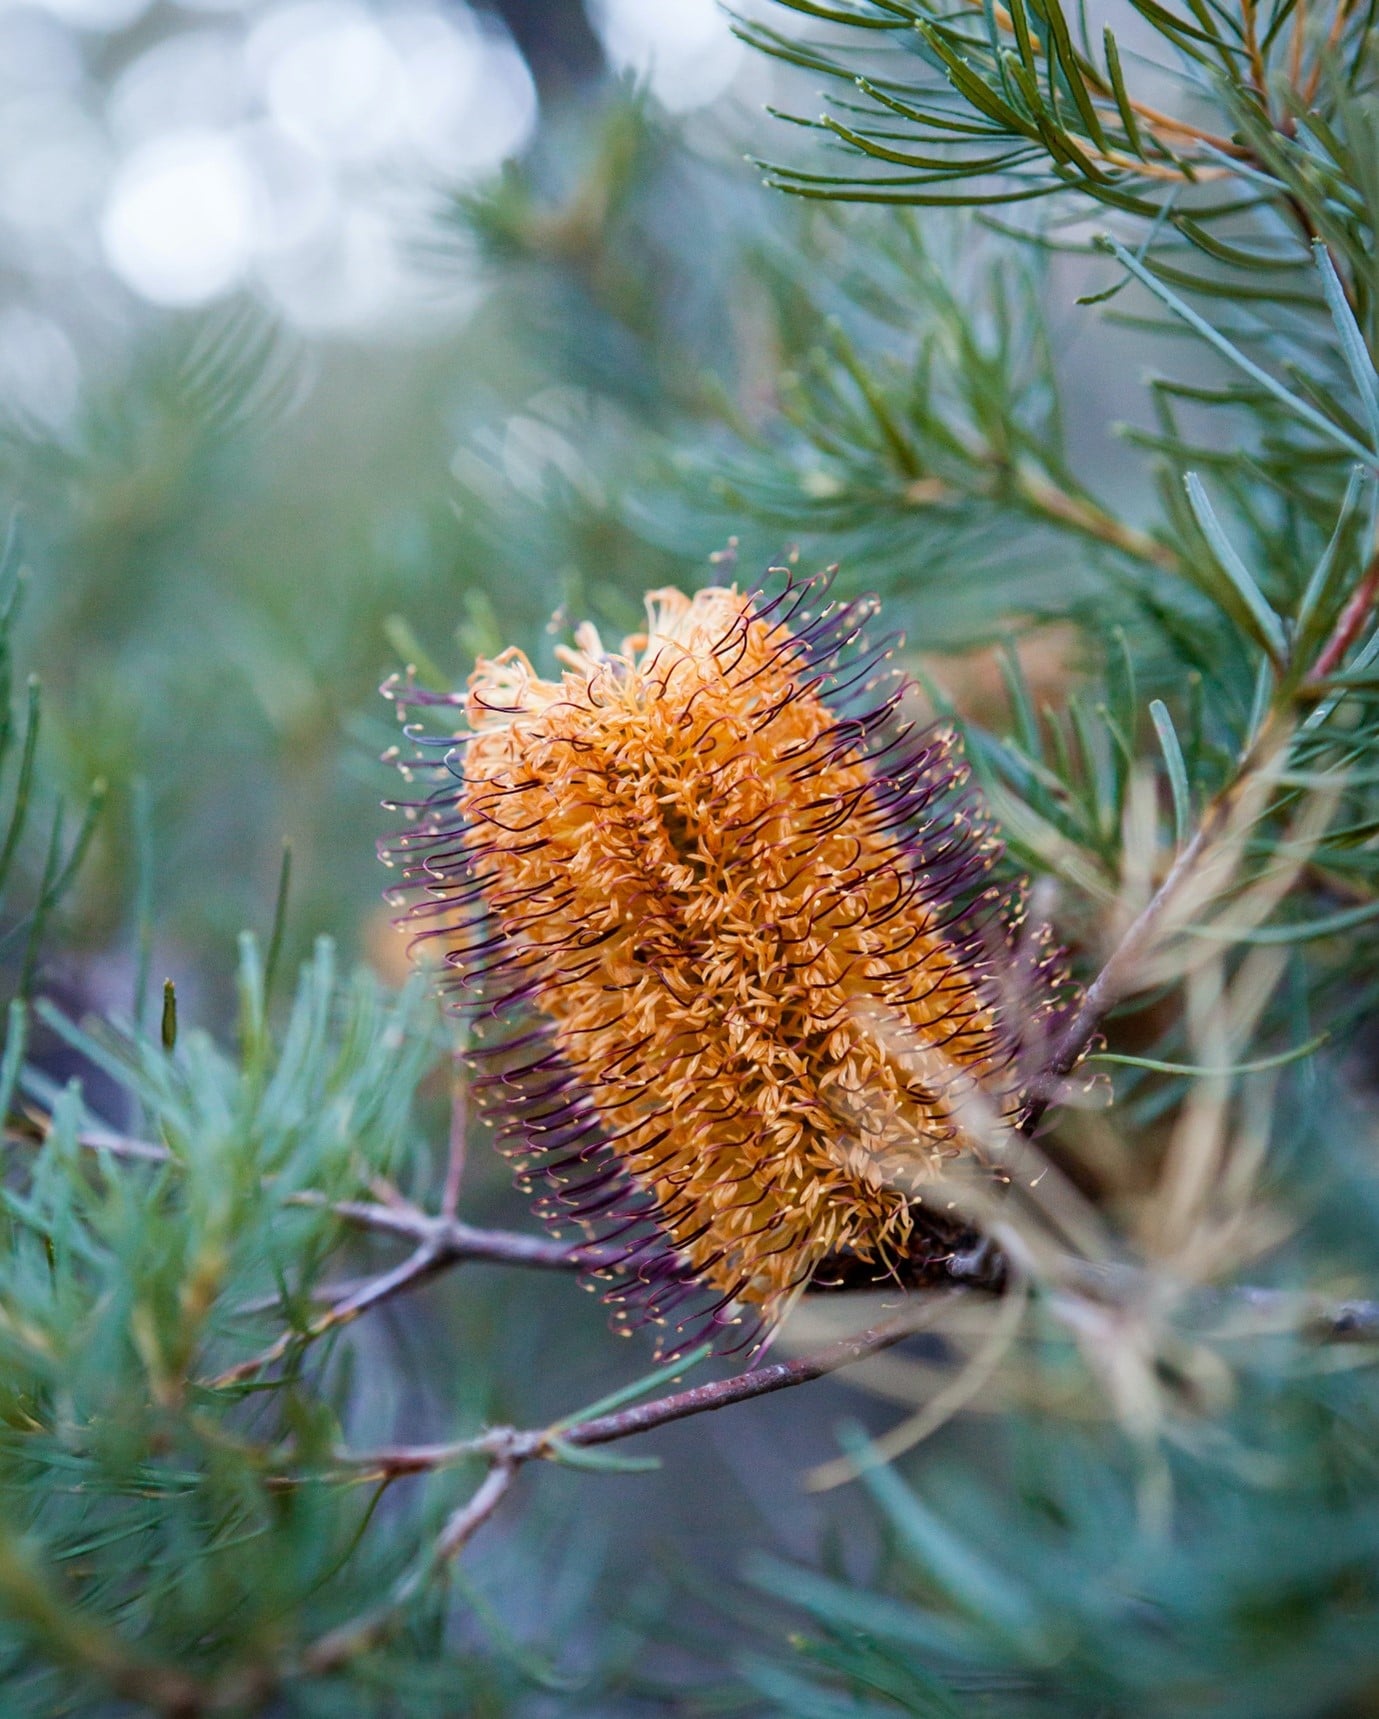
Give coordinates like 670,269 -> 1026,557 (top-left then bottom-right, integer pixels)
737,0 -> 1376,280
0,930 -> 569,1713
744,1346 -> 1379,1719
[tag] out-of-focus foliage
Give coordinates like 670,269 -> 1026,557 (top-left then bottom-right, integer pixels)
744,1307 -> 1379,1719
0,930 -> 643,1713
0,590 -> 104,1014
739,1095 -> 1379,1719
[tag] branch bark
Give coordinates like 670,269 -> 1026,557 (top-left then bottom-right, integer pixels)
1311,550 -> 1379,683
296,1458 -> 520,1679
327,1276 -> 1379,1492
1024,713 -> 1294,1129
338,1302 -> 940,1483
214,1203 -> 609,1387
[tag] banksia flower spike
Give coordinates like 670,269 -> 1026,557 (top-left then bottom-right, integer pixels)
385,571 -> 1074,1358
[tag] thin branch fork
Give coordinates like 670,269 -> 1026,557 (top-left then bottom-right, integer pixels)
323,1198 -> 606,1272
1024,711 -> 1298,1128
213,1202 -> 609,1388
26,1036 -> 1379,1388
234,1189 -> 1379,1393
205,1308 -> 939,1703
87,1269 -> 1379,1710
334,1303 -> 937,1483
157,1461 -> 525,1712
296,1457 -> 520,1680
306,1271 -> 1379,1524
1030,561 -> 1379,1114
249,1262 -> 1379,1693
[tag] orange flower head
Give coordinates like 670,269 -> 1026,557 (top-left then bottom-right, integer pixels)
385,573 -> 1072,1356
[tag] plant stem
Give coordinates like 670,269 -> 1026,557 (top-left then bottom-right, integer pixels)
1015,470 -> 1180,572
336,1304 -> 939,1481
1311,551 -> 1379,681
1025,713 -> 1291,1125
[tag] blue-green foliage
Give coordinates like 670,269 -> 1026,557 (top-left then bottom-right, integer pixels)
0,938 -> 484,1710
747,1369 -> 1379,1718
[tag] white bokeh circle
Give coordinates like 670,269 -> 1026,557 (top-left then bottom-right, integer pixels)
101,128 -> 257,305
588,0 -> 743,112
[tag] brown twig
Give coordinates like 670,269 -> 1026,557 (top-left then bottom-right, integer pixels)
3,1123 -> 172,1164
163,1459 -> 523,1710
214,1204 -> 610,1387
199,1309 -> 939,1700
211,1241 -> 457,1387
952,0 -> 1248,163
207,1265 -> 1379,1701
1023,712 -> 1296,1129
1241,0 -> 1272,117
30,1094 -> 1378,1392
1024,812 -> 1225,1127
1060,1260 -> 1379,1343
326,1276 -> 1379,1491
1028,533 -> 1379,1118
1288,0 -> 1309,90
335,1303 -> 940,1482
324,1199 -> 607,1271
1014,471 -> 1181,574
1302,0 -> 1359,105
226,1198 -> 1379,1405
296,1458 -> 519,1678
1310,551 -> 1379,682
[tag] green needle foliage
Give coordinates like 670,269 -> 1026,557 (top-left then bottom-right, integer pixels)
0,932 -> 610,1714
743,1322 -> 1379,1719
0,532 -> 106,1006
1,941 -> 438,1710
650,1 -> 1379,1713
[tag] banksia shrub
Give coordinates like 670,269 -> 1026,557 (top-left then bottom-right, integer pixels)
387,575 -> 1073,1355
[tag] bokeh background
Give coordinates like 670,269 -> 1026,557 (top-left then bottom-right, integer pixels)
0,0 -> 1156,1699
2,0 -> 754,972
